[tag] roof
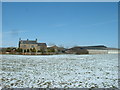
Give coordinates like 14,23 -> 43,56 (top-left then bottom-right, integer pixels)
37,43 -> 47,46
73,45 -> 107,50
69,47 -> 86,50
19,39 -> 47,47
20,40 -> 37,44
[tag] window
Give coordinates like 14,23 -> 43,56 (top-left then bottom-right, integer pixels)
23,45 -> 26,47
31,45 -> 34,48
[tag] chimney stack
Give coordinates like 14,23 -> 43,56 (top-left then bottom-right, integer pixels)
36,38 -> 37,42
19,38 -> 21,41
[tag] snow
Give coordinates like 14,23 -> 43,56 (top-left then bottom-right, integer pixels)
1,54 -> 119,88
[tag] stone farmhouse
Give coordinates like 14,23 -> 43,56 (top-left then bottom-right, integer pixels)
19,38 -> 47,53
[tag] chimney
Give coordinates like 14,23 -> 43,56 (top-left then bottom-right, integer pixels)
19,38 -> 21,41
27,39 -> 29,41
36,38 -> 37,42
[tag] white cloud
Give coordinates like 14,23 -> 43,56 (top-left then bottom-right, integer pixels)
80,19 -> 117,28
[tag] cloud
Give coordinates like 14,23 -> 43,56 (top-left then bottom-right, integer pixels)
3,30 -> 27,36
80,19 -> 117,28
3,30 -> 26,34
2,29 -> 28,39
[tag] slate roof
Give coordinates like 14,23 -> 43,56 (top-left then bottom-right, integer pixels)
37,43 -> 47,46
19,39 -> 47,46
20,40 -> 37,44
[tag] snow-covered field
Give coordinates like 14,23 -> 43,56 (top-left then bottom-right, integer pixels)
1,54 -> 119,88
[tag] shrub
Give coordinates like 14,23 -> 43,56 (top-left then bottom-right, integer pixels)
16,48 -> 22,52
6,48 -> 12,52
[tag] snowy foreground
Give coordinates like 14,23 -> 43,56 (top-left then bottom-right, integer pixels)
1,54 -> 119,88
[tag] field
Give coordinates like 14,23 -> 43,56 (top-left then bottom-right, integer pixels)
1,54 -> 119,88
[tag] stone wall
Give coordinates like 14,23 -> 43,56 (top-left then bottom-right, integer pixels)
20,44 -> 38,50
87,49 -> 108,54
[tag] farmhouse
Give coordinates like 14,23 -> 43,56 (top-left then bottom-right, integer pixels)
18,38 -> 47,53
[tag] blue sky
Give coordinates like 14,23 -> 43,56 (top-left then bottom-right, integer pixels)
2,2 -> 118,48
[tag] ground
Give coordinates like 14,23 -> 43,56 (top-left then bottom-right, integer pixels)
1,54 -> 119,88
